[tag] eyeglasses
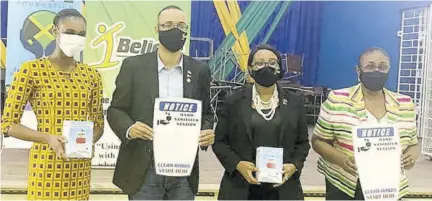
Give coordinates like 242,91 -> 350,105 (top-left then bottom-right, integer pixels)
252,59 -> 280,69
361,63 -> 390,72
158,22 -> 188,32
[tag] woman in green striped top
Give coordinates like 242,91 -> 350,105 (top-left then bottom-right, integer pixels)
312,47 -> 420,200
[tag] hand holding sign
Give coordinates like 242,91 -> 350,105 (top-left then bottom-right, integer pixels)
402,148 -> 418,170
340,155 -> 357,175
199,129 -> 215,146
130,122 -> 153,140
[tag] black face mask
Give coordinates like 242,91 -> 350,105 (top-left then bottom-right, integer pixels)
159,28 -> 186,52
250,67 -> 280,87
359,71 -> 388,91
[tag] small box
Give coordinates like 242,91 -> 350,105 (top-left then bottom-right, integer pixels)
63,121 -> 94,159
256,147 -> 283,184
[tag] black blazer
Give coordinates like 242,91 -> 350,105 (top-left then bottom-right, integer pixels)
107,51 -> 214,195
212,85 -> 310,200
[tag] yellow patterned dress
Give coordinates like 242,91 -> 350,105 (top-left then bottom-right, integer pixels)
1,58 -> 104,200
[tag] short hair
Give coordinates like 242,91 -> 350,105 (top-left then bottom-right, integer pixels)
358,47 -> 390,66
247,44 -> 283,68
247,44 -> 284,78
157,5 -> 183,21
53,9 -> 86,27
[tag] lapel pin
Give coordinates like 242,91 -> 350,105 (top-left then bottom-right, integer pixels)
186,78 -> 191,83
187,70 -> 192,75
282,99 -> 287,105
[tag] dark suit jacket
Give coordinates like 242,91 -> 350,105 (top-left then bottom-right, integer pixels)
107,51 -> 214,195
212,84 -> 310,200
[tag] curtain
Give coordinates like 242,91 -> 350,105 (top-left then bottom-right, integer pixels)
190,1 -> 324,86
211,1 -> 283,81
190,1 -> 249,58
225,1 -> 291,81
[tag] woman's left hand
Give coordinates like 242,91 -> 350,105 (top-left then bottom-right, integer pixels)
273,163 -> 296,187
402,146 -> 420,170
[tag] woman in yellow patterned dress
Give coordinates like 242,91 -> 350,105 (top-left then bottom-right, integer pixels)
1,9 -> 104,200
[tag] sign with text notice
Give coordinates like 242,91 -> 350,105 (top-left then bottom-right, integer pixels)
153,98 -> 202,176
353,124 -> 401,201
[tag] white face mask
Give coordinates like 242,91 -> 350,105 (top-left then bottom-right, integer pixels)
57,33 -> 86,57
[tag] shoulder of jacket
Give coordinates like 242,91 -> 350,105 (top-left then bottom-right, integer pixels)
120,53 -> 153,71
388,90 -> 414,106
225,88 -> 246,104
184,55 -> 208,67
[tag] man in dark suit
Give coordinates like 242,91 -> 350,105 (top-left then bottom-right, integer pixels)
107,5 -> 215,200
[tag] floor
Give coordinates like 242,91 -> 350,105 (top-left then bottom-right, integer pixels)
2,147 -> 432,191
1,132 -> 432,195
0,194 -> 325,200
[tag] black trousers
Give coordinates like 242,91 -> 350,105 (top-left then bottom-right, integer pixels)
248,183 -> 279,200
325,179 -> 365,200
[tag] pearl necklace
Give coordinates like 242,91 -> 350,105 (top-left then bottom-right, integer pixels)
252,85 -> 279,121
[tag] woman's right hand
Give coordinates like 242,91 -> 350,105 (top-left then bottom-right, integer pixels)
236,161 -> 260,185
47,135 -> 69,161
339,155 -> 357,175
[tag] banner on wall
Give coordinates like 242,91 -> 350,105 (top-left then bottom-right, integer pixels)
352,125 -> 401,201
83,1 -> 191,168
3,1 -> 82,148
5,1 -> 82,85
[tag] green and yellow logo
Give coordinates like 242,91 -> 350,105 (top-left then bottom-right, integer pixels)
20,10 -> 56,58
89,21 -> 159,70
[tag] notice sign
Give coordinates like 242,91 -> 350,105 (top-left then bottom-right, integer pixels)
153,98 -> 202,177
353,124 -> 402,201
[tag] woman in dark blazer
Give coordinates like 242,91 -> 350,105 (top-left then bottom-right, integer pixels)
212,44 -> 310,200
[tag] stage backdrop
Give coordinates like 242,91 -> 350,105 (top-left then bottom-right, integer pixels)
190,1 -> 323,86
5,1 -> 82,85
83,1 -> 191,167
3,1 -> 82,149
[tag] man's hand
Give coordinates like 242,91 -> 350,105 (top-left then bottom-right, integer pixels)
48,135 -> 69,161
199,129 -> 215,146
273,163 -> 296,187
129,122 -> 153,140
339,155 -> 357,175
402,147 -> 419,170
236,161 -> 260,185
